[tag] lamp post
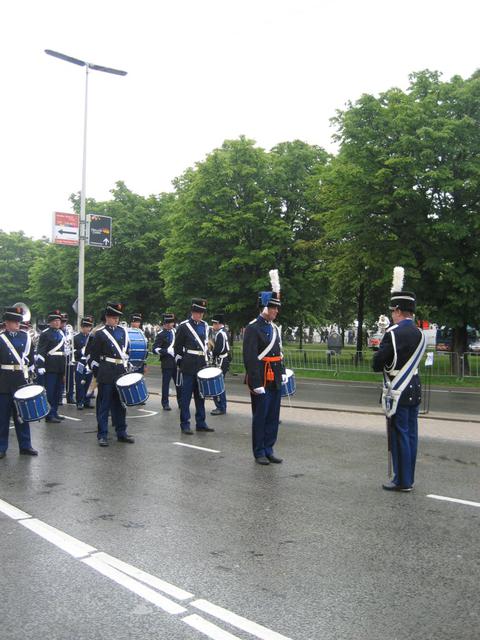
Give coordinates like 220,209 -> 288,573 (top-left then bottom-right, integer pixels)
45,50 -> 127,329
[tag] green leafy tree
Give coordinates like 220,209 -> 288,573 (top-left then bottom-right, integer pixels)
0,231 -> 47,310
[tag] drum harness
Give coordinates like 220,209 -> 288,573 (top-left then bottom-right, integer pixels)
0,332 -> 31,381
101,327 -> 130,370
185,321 -> 209,365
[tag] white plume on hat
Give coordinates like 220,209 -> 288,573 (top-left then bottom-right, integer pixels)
391,266 -> 404,293
269,269 -> 281,293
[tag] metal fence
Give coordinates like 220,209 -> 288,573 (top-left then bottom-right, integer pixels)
230,346 -> 479,379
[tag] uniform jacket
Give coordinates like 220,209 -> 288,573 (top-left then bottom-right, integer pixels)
243,315 -> 285,390
373,318 -> 422,406
174,318 -> 209,375
87,325 -> 129,384
212,327 -> 230,374
74,332 -> 90,364
0,330 -> 34,393
36,327 -> 67,374
152,328 -> 176,370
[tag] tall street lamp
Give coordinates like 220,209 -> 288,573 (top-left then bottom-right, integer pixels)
45,49 -> 127,328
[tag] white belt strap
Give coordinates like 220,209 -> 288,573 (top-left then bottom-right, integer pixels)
102,328 -> 128,366
1,364 -> 27,371
185,322 -> 208,363
186,349 -> 204,356
48,335 -> 65,356
0,334 -> 29,380
382,332 -> 426,418
258,324 -> 280,361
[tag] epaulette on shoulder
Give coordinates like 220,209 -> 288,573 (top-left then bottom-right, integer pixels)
248,318 -> 256,325
179,319 -> 189,325
386,324 -> 398,333
41,327 -> 49,333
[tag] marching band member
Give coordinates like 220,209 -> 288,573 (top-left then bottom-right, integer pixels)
174,299 -> 214,435
74,316 -> 94,409
36,309 -> 66,423
243,270 -> 285,465
61,312 -> 76,405
152,312 -> 181,411
87,302 -> 135,447
210,312 -> 230,416
0,306 -> 37,458
373,267 -> 426,492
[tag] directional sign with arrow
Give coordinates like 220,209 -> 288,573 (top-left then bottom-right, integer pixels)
52,212 -> 79,246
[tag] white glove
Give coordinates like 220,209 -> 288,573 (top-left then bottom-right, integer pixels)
253,386 -> 266,394
167,346 -> 174,357
282,374 -> 288,384
37,368 -> 46,376
153,347 -> 161,355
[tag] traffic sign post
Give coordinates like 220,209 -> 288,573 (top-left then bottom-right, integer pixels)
52,212 -> 79,246
88,214 -> 112,247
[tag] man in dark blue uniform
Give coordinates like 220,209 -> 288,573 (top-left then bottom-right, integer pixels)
0,306 -> 38,458
174,299 -> 214,434
74,316 -> 94,410
36,309 -> 66,423
129,313 -> 148,375
243,290 -> 285,465
152,313 -> 181,411
210,312 -> 230,416
373,284 -> 425,492
87,302 -> 135,447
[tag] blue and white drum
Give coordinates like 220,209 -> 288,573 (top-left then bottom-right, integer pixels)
281,368 -> 296,397
127,328 -> 148,370
14,384 -> 50,422
116,372 -> 149,406
197,367 -> 224,398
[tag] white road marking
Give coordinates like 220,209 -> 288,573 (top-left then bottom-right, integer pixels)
173,442 -> 220,453
0,498 -> 31,520
1,497 -> 292,639
20,518 -> 97,558
58,414 -> 82,422
83,554 -> 186,614
427,494 -> 480,508
93,551 -> 193,600
128,409 -> 158,418
191,599 -> 294,640
183,614 -> 242,639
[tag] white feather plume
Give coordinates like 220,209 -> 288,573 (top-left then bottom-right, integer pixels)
269,269 -> 280,293
391,266 -> 404,293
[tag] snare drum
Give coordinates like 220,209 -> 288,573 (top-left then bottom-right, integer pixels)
14,385 -> 50,422
116,372 -> 149,406
197,367 -> 225,398
127,328 -> 148,369
281,368 -> 296,397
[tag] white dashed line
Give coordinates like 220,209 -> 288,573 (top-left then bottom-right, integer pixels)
191,599 -> 293,640
183,614 -> 243,639
427,494 -> 480,508
173,442 -> 220,453
0,497 -> 293,639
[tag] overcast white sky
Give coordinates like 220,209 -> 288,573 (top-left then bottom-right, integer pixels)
1,0 -> 478,239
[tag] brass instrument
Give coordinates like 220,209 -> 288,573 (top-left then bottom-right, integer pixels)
12,301 -> 38,347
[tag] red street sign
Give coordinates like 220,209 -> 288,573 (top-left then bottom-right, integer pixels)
52,212 -> 79,246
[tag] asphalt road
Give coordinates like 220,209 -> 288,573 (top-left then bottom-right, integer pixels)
0,392 -> 479,640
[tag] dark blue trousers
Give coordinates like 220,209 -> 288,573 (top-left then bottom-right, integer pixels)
250,387 -> 281,458
0,393 -> 32,452
45,372 -> 62,418
213,383 -> 227,413
179,373 -> 207,431
75,371 -> 93,406
391,404 -> 419,488
162,368 -> 181,408
96,383 -> 127,440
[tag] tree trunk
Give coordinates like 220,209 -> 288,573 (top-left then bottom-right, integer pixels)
355,282 -> 365,365
453,325 -> 468,377
299,321 -> 304,350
